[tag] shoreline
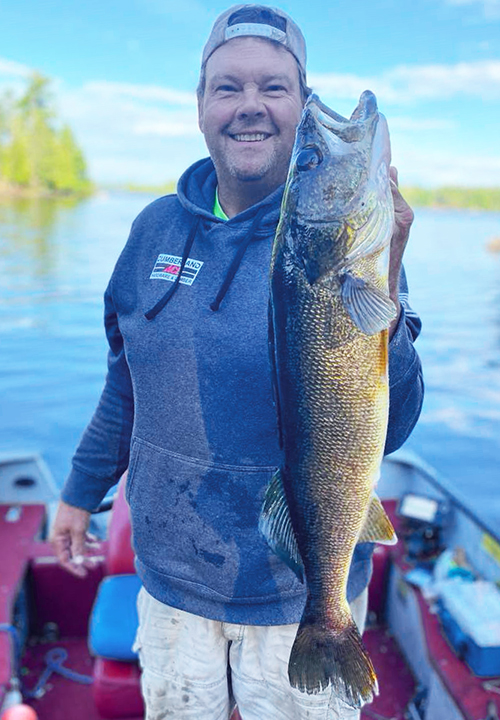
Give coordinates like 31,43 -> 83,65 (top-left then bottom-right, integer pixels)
1,182 -> 500,213
0,182 -> 93,200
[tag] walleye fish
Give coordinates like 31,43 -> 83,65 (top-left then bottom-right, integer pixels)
260,91 -> 398,709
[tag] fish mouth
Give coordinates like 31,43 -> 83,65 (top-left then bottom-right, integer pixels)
229,132 -> 272,142
303,92 -> 377,143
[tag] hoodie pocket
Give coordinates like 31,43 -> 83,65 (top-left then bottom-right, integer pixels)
125,437 -> 141,504
125,437 -> 297,601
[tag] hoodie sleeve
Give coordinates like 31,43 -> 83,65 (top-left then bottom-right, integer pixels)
385,266 -> 424,455
61,280 -> 135,511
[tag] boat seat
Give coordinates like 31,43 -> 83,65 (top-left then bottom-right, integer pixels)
88,573 -> 141,661
89,474 -> 144,719
92,657 -> 143,720
106,473 -> 136,575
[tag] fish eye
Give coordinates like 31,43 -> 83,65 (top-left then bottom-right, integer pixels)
296,146 -> 323,171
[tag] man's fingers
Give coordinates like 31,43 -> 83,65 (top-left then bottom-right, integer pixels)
52,530 -> 88,577
85,532 -> 100,549
50,501 -> 92,578
389,165 -> 414,233
54,540 -> 88,577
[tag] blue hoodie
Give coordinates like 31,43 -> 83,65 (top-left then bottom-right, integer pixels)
62,157 -> 423,625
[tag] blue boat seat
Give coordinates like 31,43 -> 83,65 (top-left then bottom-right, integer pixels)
88,573 -> 142,661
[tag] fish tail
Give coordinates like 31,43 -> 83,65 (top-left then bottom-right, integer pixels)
288,612 -> 378,709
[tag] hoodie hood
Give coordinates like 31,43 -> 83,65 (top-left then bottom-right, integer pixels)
176,156 -> 285,234
144,156 -> 287,319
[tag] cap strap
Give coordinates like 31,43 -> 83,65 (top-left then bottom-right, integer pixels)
225,22 -> 287,44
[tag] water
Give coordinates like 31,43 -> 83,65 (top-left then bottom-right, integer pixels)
1,193 -> 499,534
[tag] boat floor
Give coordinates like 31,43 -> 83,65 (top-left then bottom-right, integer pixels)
21,624 -> 415,720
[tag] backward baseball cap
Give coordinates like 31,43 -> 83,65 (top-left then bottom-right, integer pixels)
201,5 -> 307,75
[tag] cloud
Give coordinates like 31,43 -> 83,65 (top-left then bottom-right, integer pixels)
133,119 -> 199,137
390,145 -> 500,187
60,83 -> 199,140
82,80 -> 196,106
57,81 -> 203,182
0,57 -> 32,78
310,60 -> 500,103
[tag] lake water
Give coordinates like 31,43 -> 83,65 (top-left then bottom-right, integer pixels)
1,192 -> 499,535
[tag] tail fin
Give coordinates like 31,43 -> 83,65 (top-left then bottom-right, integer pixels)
288,615 -> 378,709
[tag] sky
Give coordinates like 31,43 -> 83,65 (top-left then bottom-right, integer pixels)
0,0 -> 499,187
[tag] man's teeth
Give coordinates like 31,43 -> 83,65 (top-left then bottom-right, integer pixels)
233,133 -> 268,142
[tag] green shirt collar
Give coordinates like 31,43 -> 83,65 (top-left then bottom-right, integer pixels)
214,187 -> 229,221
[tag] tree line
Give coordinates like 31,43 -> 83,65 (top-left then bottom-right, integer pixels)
402,186 -> 500,212
0,73 -> 92,195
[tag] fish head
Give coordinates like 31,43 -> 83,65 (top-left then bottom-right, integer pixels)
282,91 -> 393,287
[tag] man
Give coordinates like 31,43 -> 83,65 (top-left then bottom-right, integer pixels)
51,5 -> 423,719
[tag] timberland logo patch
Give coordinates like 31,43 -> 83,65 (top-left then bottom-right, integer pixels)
150,254 -> 203,285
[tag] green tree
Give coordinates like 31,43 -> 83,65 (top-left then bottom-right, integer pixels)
2,115 -> 31,185
0,72 -> 92,195
52,125 -> 91,193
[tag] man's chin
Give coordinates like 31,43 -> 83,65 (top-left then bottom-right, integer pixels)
229,161 -> 275,184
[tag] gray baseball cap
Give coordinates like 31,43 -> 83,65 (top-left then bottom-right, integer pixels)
201,5 -> 307,75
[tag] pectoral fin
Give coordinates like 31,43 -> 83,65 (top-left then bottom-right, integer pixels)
340,272 -> 397,335
259,469 -> 305,582
358,494 -> 397,545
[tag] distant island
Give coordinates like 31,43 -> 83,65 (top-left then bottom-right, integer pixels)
111,182 -> 500,212
105,181 -> 177,195
401,186 -> 500,212
0,73 -> 92,197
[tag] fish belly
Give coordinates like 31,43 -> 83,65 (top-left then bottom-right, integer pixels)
271,259 -> 388,706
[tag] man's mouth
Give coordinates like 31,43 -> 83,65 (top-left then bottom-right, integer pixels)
230,132 -> 271,142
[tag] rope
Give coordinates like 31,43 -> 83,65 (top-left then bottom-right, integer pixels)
0,623 -> 22,671
24,647 -> 93,699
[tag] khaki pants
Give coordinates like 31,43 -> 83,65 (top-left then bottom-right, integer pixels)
133,587 -> 368,720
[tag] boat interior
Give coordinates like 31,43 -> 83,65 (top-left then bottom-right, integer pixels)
0,450 -> 499,720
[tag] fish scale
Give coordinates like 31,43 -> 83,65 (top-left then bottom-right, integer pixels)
260,91 -> 398,710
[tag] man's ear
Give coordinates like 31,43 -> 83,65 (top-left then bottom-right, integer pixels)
197,97 -> 204,134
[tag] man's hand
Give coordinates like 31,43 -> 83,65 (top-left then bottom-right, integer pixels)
388,166 -> 414,338
50,500 -> 92,578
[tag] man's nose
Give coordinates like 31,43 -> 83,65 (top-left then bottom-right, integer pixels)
237,88 -> 266,119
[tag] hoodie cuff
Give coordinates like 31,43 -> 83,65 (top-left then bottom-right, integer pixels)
388,306 -> 417,387
61,466 -> 114,512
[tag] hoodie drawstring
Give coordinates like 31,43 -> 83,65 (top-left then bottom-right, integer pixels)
210,206 -> 267,312
145,216 -> 201,321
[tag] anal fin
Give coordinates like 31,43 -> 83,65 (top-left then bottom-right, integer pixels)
358,494 -> 397,545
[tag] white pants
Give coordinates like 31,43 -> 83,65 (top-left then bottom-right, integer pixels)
133,587 -> 368,720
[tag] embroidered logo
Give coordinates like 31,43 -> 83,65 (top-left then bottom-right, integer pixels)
150,254 -> 203,285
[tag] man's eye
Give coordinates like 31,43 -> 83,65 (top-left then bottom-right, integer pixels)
217,85 -> 237,92
266,85 -> 286,93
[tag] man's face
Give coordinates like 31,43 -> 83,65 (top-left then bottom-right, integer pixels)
198,36 -> 303,194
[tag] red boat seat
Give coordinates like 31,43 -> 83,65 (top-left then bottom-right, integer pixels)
91,474 -> 143,719
92,657 -> 143,719
106,473 -> 136,575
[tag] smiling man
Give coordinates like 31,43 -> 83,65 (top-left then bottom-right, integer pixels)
198,34 -> 304,215
51,5 -> 424,719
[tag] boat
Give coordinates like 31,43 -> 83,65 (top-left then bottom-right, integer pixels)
1,449 -> 499,720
